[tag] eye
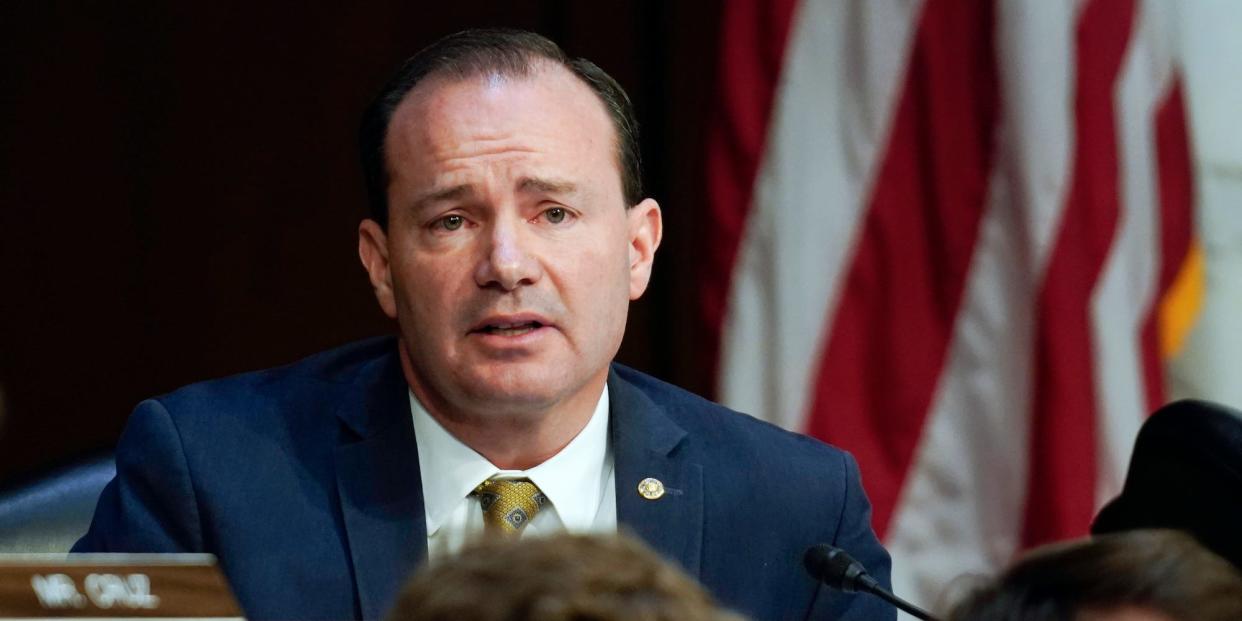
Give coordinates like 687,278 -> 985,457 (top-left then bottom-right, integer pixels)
436,214 -> 465,231
542,207 -> 568,224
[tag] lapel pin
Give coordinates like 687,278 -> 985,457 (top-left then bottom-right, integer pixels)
637,477 -> 665,500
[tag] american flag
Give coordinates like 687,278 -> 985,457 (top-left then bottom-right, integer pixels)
702,0 -> 1198,608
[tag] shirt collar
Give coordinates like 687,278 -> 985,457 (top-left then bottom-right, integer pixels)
409,385 -> 611,536
522,387 -> 611,532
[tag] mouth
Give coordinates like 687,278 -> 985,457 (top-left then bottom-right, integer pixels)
469,314 -> 554,338
475,320 -> 545,337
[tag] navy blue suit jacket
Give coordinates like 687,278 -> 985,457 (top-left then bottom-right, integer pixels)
75,338 -> 892,621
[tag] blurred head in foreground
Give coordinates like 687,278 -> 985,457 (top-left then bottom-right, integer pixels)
386,533 -> 745,621
947,530 -> 1242,621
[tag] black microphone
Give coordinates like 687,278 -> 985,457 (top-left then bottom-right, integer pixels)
803,544 -> 939,621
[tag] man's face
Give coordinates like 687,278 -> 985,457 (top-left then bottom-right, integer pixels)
359,64 -> 661,423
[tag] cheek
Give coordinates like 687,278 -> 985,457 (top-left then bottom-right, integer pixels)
564,240 -> 632,322
392,253 -> 459,319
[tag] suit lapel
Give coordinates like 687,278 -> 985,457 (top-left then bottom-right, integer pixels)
331,356 -> 705,617
609,368 -> 704,578
334,347 -> 427,621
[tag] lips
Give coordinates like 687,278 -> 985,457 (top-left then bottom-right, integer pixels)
478,320 -> 543,336
469,313 -> 553,337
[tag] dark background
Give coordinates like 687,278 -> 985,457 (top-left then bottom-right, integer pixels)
0,2 -> 725,483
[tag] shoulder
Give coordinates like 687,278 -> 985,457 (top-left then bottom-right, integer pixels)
610,364 -> 855,483
155,336 -> 395,413
110,336 -> 401,503
135,336 -> 399,453
609,363 -> 888,609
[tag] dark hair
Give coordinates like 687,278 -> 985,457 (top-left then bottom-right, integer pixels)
1092,399 -> 1242,571
947,530 -> 1242,621
359,28 -> 643,227
386,533 -> 745,621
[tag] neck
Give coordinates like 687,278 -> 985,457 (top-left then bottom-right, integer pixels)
398,341 -> 604,470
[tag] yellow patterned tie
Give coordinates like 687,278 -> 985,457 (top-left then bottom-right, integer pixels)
472,478 -> 548,535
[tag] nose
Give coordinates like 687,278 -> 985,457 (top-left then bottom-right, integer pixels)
474,216 -> 542,291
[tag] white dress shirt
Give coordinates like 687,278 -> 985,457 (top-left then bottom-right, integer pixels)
409,386 -> 617,561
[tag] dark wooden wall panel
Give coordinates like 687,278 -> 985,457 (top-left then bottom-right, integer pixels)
0,2 -> 724,482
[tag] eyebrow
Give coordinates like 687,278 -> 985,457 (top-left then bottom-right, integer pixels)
412,184 -> 474,211
517,177 -> 578,195
410,177 -> 580,212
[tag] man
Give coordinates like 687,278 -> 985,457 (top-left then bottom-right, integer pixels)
75,29 -> 892,621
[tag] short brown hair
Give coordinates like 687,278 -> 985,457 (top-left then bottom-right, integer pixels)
359,28 -> 643,227
947,530 -> 1242,621
386,533 -> 745,621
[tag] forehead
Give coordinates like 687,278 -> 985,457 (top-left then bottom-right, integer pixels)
385,63 -> 619,186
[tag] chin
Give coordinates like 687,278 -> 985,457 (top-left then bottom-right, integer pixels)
457,363 -> 587,412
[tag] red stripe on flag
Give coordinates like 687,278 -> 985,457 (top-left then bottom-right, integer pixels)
700,0 -> 799,396
1022,0 -> 1136,546
1139,81 -> 1195,413
804,0 -> 1000,537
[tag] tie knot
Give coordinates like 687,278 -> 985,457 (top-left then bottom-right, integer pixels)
472,478 -> 548,535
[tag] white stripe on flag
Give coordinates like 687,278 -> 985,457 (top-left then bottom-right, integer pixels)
1090,0 -> 1181,510
719,0 -> 923,429
885,0 -> 1081,607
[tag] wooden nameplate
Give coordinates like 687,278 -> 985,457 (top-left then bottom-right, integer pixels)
0,554 -> 242,619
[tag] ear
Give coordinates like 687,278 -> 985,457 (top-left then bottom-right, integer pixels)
626,198 -> 662,300
358,219 -> 398,319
